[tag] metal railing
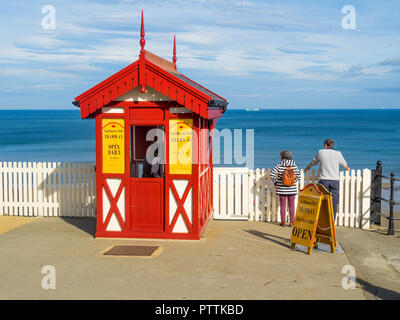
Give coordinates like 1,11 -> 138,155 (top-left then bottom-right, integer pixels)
370,161 -> 400,235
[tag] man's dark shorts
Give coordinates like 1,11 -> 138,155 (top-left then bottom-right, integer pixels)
319,179 -> 339,219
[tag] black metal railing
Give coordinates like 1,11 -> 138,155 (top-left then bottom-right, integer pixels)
370,161 -> 400,235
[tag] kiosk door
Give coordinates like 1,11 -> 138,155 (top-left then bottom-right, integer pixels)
130,125 -> 164,233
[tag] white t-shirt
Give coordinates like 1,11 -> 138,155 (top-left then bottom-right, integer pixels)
310,149 -> 347,180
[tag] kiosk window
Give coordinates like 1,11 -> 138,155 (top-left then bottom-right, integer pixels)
130,125 -> 164,178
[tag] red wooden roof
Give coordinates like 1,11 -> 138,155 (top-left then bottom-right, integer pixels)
74,50 -> 228,120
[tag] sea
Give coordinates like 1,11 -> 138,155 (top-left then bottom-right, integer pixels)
0,108 -> 399,176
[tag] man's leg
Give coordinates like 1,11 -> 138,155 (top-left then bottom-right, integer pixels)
330,180 -> 340,220
319,180 -> 329,192
319,179 -> 339,219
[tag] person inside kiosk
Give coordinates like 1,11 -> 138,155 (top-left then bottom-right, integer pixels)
143,136 -> 162,178
130,126 -> 164,178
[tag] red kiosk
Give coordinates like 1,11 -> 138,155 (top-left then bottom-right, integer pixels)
73,13 -> 228,240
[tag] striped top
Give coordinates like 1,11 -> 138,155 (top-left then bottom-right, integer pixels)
271,159 -> 301,195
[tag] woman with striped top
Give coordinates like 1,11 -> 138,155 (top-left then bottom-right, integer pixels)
271,150 -> 301,226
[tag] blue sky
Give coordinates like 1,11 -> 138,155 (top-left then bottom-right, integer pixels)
0,0 -> 399,109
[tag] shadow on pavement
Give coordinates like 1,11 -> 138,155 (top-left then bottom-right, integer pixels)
357,278 -> 400,300
61,217 -> 96,237
244,229 -> 290,249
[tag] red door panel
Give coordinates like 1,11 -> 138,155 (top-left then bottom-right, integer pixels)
131,178 -> 164,233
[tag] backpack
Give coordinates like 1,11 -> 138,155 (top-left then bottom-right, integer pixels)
282,166 -> 295,186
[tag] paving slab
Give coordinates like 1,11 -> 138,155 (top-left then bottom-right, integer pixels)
0,216 -> 37,235
0,217 -> 367,300
336,227 -> 400,300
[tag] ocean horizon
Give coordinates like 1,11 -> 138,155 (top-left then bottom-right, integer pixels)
0,108 -> 399,176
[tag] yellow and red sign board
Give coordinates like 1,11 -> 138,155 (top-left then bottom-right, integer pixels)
102,119 -> 125,174
169,119 -> 193,175
290,183 -> 336,255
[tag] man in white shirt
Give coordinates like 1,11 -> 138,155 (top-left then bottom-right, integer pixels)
305,139 -> 350,219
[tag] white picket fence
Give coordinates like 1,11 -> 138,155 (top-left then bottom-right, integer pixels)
213,167 -> 371,229
0,161 -> 371,229
0,162 -> 96,217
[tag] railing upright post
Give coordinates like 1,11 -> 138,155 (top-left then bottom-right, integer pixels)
388,173 -> 395,235
371,161 -> 382,225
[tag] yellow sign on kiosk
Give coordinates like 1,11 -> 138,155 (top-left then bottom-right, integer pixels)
169,119 -> 193,175
290,183 -> 336,255
102,118 -> 125,174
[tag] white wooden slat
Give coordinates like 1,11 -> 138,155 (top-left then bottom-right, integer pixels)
53,162 -> 59,217
46,162 -> 52,217
248,170 -> 254,220
344,170 -> 350,227
3,162 -> 7,215
6,162 -> 11,215
355,169 -> 362,228
255,168 -> 261,221
3,162 -> 6,215
74,162 -> 78,217
79,162 -> 84,217
299,169 -> 305,189
82,162 -> 89,217
82,162 -> 88,217
1,162 -> 6,215
76,162 -> 81,217
350,169 -> 356,228
25,162 -> 31,216
47,162 -> 53,217
62,162 -> 68,217
24,162 -> 30,217
67,162 -> 73,217
48,163 -> 57,212
36,162 -> 43,217
213,171 -> 220,217
17,162 -> 23,216
266,168 -> 271,222
220,172 -> 227,218
227,172 -> 234,216
260,168 -> 266,222
12,162 -> 17,216
242,169 -> 249,218
338,171 -> 344,227
361,169 -> 371,229
0,162 -> 3,215
43,162 -> 49,217
234,172 -> 241,217
271,181 -> 276,222
9,162 -> 14,215
32,162 -> 38,217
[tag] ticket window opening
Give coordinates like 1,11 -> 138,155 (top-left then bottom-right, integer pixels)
130,125 -> 165,178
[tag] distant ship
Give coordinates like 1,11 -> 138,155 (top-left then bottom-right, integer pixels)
245,108 -> 260,111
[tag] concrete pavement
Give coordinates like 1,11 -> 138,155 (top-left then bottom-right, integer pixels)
337,227 -> 400,300
0,216 -> 398,299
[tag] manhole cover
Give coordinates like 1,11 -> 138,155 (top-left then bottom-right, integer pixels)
103,245 -> 160,257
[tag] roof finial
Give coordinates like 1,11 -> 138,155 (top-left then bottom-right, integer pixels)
140,10 -> 145,54
173,35 -> 177,70
139,10 -> 146,93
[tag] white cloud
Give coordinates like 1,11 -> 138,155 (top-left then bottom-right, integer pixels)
1,0 -> 400,89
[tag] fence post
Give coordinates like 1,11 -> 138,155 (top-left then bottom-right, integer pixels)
370,161 -> 382,225
361,169 -> 371,229
388,173 -> 395,235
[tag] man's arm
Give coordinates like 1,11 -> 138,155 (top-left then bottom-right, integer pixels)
305,152 -> 319,173
339,152 -> 350,171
